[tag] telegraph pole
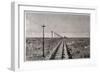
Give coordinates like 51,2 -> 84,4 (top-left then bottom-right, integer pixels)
42,24 -> 46,57
51,31 -> 53,38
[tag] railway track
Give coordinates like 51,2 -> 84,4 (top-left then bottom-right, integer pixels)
45,38 -> 72,60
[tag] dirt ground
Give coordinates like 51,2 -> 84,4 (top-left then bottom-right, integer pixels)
25,37 -> 90,61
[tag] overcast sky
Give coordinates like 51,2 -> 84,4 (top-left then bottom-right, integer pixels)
25,11 -> 90,38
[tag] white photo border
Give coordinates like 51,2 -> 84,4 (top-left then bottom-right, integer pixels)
11,2 -> 97,71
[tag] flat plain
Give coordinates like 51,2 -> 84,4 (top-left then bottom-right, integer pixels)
25,37 -> 90,61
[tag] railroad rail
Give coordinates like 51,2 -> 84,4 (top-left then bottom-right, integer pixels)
45,38 -> 72,60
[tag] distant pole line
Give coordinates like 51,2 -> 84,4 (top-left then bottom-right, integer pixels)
42,24 -> 46,57
52,31 -> 63,38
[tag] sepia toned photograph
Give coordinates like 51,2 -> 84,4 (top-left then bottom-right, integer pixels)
25,11 -> 90,61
